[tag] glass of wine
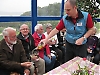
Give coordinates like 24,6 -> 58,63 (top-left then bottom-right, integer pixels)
30,48 -> 39,61
30,42 -> 44,61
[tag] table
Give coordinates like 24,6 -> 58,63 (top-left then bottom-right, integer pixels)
44,57 -> 100,75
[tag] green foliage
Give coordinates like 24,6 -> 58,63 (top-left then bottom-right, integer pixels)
37,3 -> 61,16
77,0 -> 100,22
0,35 -> 3,41
0,2 -> 100,33
95,22 -> 100,33
72,64 -> 94,75
20,11 -> 31,16
37,20 -> 59,32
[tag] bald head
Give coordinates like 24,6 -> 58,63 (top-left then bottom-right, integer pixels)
66,0 -> 77,7
20,24 -> 29,30
64,0 -> 78,18
20,24 -> 30,36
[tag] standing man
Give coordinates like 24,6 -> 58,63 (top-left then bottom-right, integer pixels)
0,27 -> 32,75
17,24 -> 45,75
42,0 -> 95,62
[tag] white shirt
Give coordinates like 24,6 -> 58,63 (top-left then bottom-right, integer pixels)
44,32 -> 59,47
6,42 -> 13,50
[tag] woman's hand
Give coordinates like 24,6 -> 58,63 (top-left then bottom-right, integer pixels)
48,54 -> 51,59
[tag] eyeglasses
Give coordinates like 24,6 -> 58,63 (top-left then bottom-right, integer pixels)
8,35 -> 17,39
21,28 -> 29,30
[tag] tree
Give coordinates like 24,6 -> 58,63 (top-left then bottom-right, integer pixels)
37,3 -> 61,16
96,0 -> 100,4
77,0 -> 100,22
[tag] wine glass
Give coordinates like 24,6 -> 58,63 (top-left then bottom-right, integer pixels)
30,49 -> 39,61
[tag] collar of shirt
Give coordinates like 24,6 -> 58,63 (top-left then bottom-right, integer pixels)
37,33 -> 42,39
22,34 -> 29,39
6,42 -> 13,50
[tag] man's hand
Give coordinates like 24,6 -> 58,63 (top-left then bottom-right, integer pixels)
31,55 -> 39,61
24,69 -> 30,75
87,48 -> 92,53
31,55 -> 38,60
21,62 -> 32,68
48,54 -> 51,59
75,37 -> 84,45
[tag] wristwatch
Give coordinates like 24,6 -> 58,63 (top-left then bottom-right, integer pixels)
83,36 -> 86,40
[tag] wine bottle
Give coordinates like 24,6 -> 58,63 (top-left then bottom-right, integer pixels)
30,42 -> 44,59
36,42 -> 44,50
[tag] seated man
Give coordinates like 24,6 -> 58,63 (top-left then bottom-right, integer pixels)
87,27 -> 99,62
17,24 -> 45,75
57,28 -> 66,63
32,24 -> 56,72
93,38 -> 100,65
0,27 -> 32,75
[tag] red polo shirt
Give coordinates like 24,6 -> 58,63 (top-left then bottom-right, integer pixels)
56,14 -> 94,30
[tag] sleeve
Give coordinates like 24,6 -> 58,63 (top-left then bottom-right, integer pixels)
0,40 -> 28,70
19,40 -> 28,62
32,34 -> 39,47
53,35 -> 59,44
0,50 -> 20,70
56,19 -> 65,30
86,14 -> 94,29
45,44 -> 51,55
31,36 -> 36,49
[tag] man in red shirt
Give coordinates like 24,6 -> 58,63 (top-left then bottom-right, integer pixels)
32,24 -> 56,72
42,0 -> 95,62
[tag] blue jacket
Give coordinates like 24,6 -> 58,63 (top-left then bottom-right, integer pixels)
63,10 -> 88,44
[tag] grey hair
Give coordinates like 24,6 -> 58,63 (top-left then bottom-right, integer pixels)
2,27 -> 16,38
45,23 -> 52,28
66,0 -> 77,7
34,24 -> 43,31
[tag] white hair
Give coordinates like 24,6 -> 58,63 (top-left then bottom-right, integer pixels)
2,27 -> 16,38
34,24 -> 43,31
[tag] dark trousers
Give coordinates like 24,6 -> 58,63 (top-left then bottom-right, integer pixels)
0,67 -> 24,75
0,69 -> 11,75
58,46 -> 66,63
50,46 -> 63,68
65,40 -> 87,62
50,46 -> 62,63
93,53 -> 100,65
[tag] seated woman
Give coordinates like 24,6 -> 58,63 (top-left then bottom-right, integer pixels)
44,23 -> 63,67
